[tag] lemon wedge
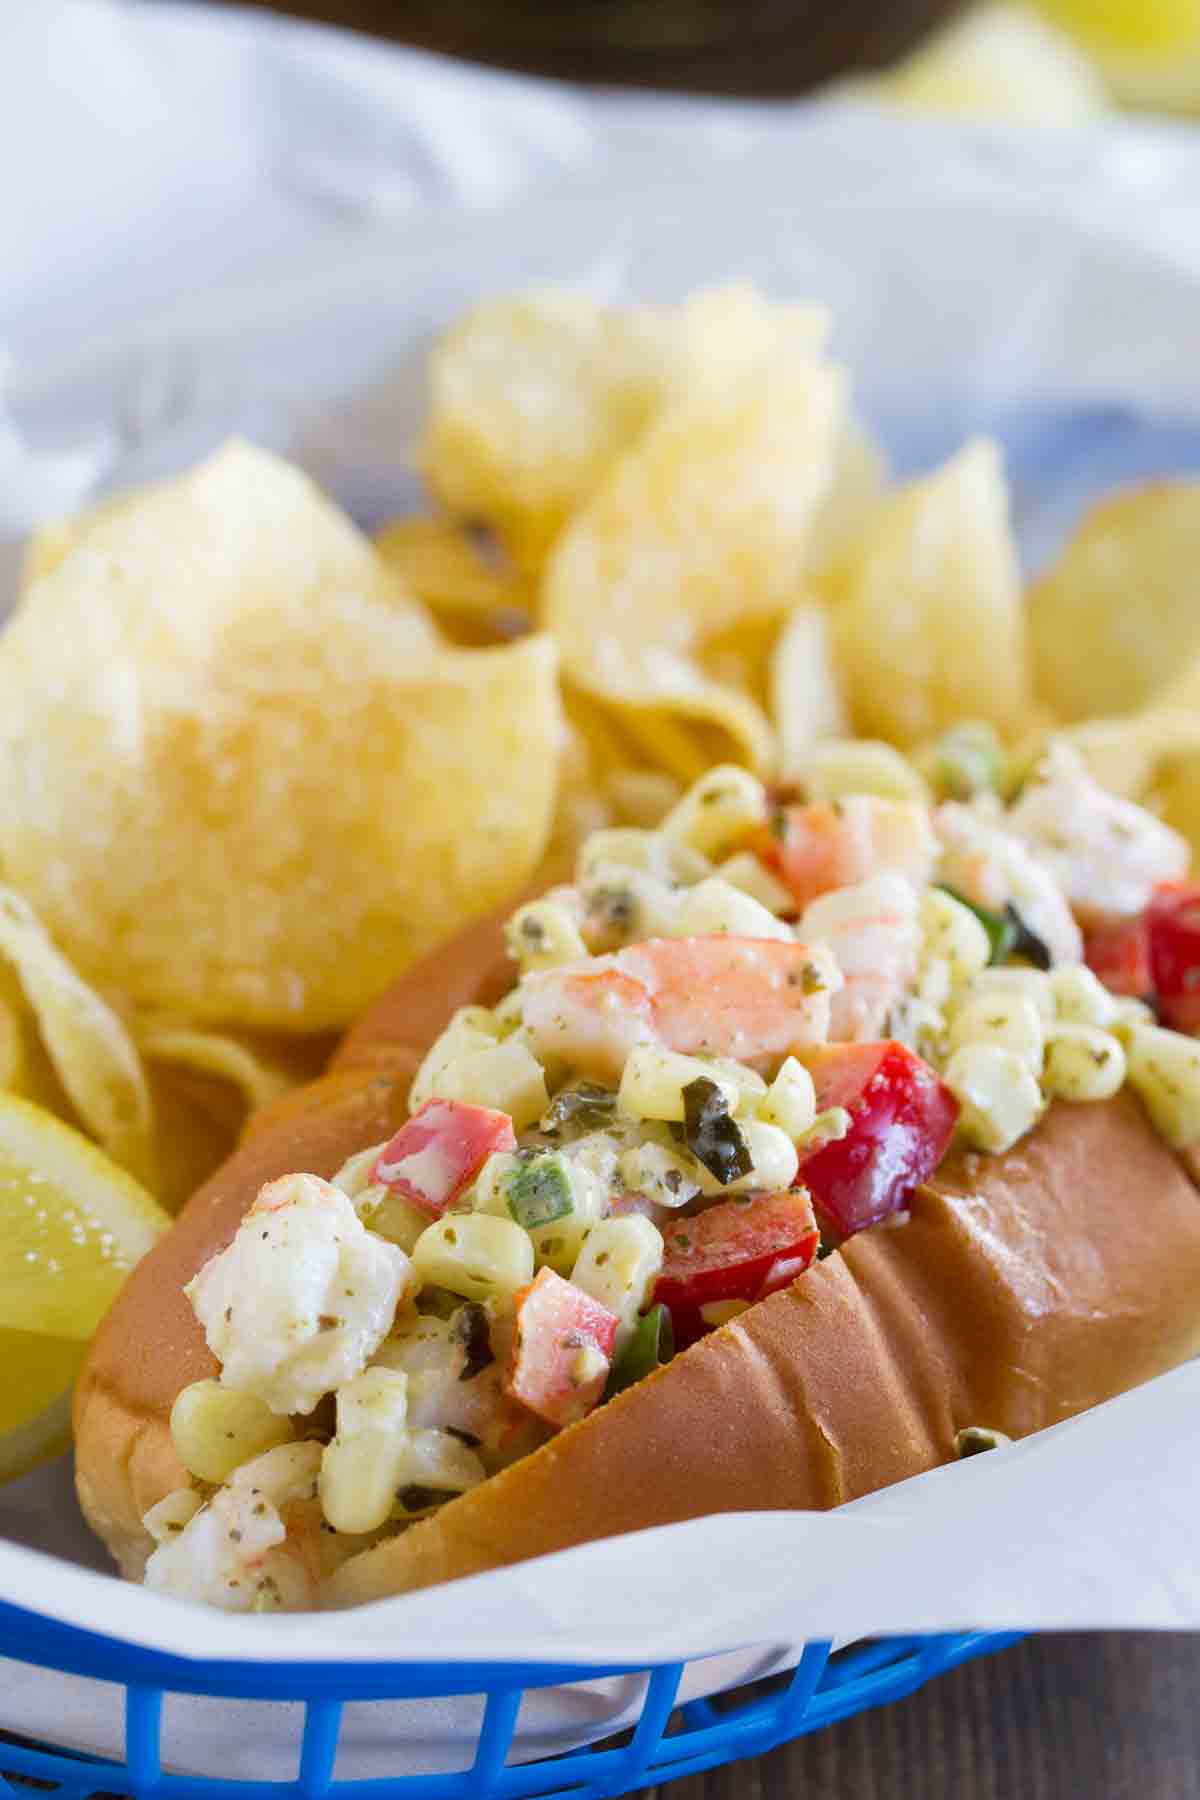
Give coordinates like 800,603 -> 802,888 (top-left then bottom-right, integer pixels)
0,1329 -> 85,1482
1033,0 -> 1200,110
0,1093 -> 168,1481
1036,0 -> 1199,57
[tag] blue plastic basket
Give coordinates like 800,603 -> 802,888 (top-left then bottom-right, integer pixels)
0,1598 -> 1022,1799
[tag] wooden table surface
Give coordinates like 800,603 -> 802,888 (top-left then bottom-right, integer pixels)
662,1635 -> 1200,1800
171,6 -> 1200,1794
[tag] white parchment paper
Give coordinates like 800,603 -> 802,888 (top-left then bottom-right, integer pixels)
4,0 -> 1200,1775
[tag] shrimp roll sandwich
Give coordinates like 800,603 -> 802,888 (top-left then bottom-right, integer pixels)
75,746 -> 1200,1610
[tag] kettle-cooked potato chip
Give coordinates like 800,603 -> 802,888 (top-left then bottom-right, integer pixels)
135,1020 -> 293,1115
1048,710 -> 1200,801
0,888 -> 154,1184
0,442 -> 561,1030
543,318 -> 843,776
1030,481 -> 1200,722
1049,705 -> 1200,868
804,417 -> 888,577
771,602 -> 848,778
421,290 -> 671,574
824,438 -> 1032,748
374,516 -> 533,646
145,1060 -> 249,1215
19,489 -> 142,597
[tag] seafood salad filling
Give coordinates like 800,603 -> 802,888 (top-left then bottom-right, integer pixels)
146,736 -> 1200,1608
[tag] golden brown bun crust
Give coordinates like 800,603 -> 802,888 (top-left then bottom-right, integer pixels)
327,1091 -> 1200,1607
75,888 -> 1200,1601
74,901 -> 521,1570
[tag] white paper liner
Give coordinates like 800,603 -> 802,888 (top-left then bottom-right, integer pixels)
4,0 -> 1200,1777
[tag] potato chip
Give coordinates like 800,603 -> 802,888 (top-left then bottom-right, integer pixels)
603,768 -> 682,829
543,330 -> 843,775
824,438 -> 1032,748
374,516 -> 533,645
1029,481 -> 1200,722
0,961 -> 75,1120
1151,749 -> 1200,866
673,286 -> 828,394
0,993 -> 23,1093
146,1060 -> 247,1214
804,417 -> 888,577
135,1019 -> 294,1114
0,887 -> 154,1185
1040,709 -> 1200,866
20,489 -> 141,597
421,290 -> 671,574
137,1022 -> 331,1211
0,442 -> 561,1030
770,603 -> 848,778
1046,711 -> 1200,801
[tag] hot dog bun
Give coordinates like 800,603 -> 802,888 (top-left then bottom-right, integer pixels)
74,906 -> 1200,1601
327,1090 -> 1200,1605
73,899 -> 517,1579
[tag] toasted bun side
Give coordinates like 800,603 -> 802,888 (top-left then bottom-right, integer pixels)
327,1092 -> 1200,1609
73,905 -> 517,1575
73,1065 -> 414,1568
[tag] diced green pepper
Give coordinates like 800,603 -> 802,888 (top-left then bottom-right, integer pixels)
936,885 -> 1016,966
504,1154 -> 575,1231
604,1304 -> 675,1399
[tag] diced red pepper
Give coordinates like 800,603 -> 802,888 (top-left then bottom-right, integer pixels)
504,1268 -> 618,1428
373,1099 -> 516,1218
796,1040 -> 958,1238
1085,914 -> 1152,1001
1147,884 -> 1200,1034
653,1190 -> 820,1349
1086,883 -> 1200,1034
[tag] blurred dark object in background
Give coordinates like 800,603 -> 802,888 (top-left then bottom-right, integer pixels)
226,0 -> 966,95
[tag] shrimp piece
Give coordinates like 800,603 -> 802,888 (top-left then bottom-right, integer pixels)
935,801 -> 1083,966
521,966 -> 656,1081
762,797 -> 937,912
1007,743 -> 1189,925
372,1309 -> 520,1460
521,937 -> 841,1078
144,1443 -> 324,1613
186,1174 -> 416,1416
801,873 -> 921,1041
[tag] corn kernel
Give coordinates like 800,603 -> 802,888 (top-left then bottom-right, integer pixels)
943,1043 -> 1044,1153
169,1379 -> 295,1486
756,1056 -> 818,1140
716,851 -> 795,916
432,1038 -> 549,1130
661,766 -> 768,860
412,1213 -> 534,1302
572,1215 -> 663,1351
505,898 -> 589,973
1049,964 -> 1119,1029
671,876 -> 793,943
1042,1025 -> 1126,1102
1125,1024 -> 1200,1148
801,738 -> 931,805
949,990 -> 1045,1076
618,1045 -> 740,1123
